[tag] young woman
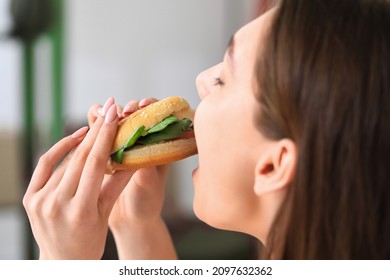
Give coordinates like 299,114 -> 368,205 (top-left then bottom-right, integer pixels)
23,0 -> 390,259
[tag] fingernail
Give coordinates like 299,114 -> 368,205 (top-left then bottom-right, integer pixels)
139,98 -> 150,108
101,97 -> 115,116
122,104 -> 136,115
97,107 -> 102,115
71,126 -> 89,139
105,104 -> 117,123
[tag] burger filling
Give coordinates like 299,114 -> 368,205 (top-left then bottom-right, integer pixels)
111,115 -> 193,163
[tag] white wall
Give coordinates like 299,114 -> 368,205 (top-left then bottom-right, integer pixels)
0,0 -> 258,259
0,0 -> 22,131
2,0 -> 259,130
65,0 -> 257,123
0,0 -> 258,212
64,0 -> 258,215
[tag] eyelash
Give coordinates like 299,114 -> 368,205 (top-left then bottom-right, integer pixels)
214,77 -> 225,86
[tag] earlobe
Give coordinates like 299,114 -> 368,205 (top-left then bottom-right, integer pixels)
254,139 -> 297,196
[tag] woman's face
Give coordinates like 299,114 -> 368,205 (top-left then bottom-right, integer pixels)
193,10 -> 276,236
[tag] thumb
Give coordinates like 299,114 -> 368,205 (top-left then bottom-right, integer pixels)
87,104 -> 102,127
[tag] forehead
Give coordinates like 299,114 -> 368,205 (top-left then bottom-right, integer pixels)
232,8 -> 276,66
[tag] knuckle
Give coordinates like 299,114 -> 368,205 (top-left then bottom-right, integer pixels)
23,195 -> 42,215
116,104 -> 123,114
88,103 -> 101,114
38,153 -> 51,167
88,104 -> 101,123
72,146 -> 90,162
42,199 -> 61,220
86,153 -> 106,170
23,191 -> 66,223
22,194 -> 30,211
70,207 -> 93,226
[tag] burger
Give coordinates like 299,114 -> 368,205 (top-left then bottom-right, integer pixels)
108,96 -> 197,171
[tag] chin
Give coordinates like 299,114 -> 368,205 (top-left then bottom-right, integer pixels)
193,199 -> 213,227
193,201 -> 233,232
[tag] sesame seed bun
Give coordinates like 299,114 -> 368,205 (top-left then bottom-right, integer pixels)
108,96 -> 197,171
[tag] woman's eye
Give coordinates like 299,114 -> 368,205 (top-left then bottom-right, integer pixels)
214,77 -> 225,86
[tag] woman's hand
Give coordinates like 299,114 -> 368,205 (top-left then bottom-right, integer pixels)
23,99 -> 135,259
88,98 -> 177,259
87,97 -> 168,226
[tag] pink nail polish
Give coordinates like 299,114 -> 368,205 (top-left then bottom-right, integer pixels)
105,104 -> 117,123
101,97 -> 115,116
71,126 -> 89,139
123,104 -> 136,115
139,99 -> 150,108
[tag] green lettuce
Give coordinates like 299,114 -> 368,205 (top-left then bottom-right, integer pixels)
111,115 -> 193,163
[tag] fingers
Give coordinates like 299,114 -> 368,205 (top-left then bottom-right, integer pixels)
90,97 -> 158,121
58,97 -> 113,196
26,127 -> 89,196
43,141 -> 82,194
75,104 -> 120,203
122,100 -> 140,116
32,97 -> 158,203
116,104 -> 124,117
88,101 -> 123,126
122,97 -> 159,117
58,118 -> 105,197
87,104 -> 101,127
139,97 -> 159,108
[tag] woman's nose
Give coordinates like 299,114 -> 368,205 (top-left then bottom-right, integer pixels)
196,63 -> 223,100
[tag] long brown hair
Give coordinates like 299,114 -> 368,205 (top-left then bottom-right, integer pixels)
255,0 -> 390,259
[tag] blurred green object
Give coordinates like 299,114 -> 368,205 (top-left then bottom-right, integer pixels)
9,0 -> 65,259
50,0 -> 65,142
21,41 -> 35,260
9,0 -> 64,142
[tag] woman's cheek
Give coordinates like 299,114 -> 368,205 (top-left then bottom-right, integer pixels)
194,97 -> 216,154
192,103 -> 222,225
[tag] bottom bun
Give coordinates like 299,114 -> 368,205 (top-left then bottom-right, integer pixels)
109,138 -> 197,171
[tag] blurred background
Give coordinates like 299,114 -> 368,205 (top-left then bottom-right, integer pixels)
0,0 -> 269,259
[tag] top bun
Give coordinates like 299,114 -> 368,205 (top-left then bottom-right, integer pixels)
111,96 -> 195,154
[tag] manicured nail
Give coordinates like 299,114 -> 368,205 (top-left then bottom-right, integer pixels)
71,126 -> 89,139
139,98 -> 150,108
101,97 -> 115,116
122,104 -> 137,115
105,104 -> 117,123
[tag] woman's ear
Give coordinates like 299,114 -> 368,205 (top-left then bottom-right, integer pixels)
254,139 -> 297,196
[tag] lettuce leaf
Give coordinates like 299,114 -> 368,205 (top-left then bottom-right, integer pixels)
110,116 -> 193,164
147,115 -> 178,133
111,125 -> 148,163
137,118 -> 192,145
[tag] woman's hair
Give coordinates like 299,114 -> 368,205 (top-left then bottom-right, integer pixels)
255,0 -> 390,259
